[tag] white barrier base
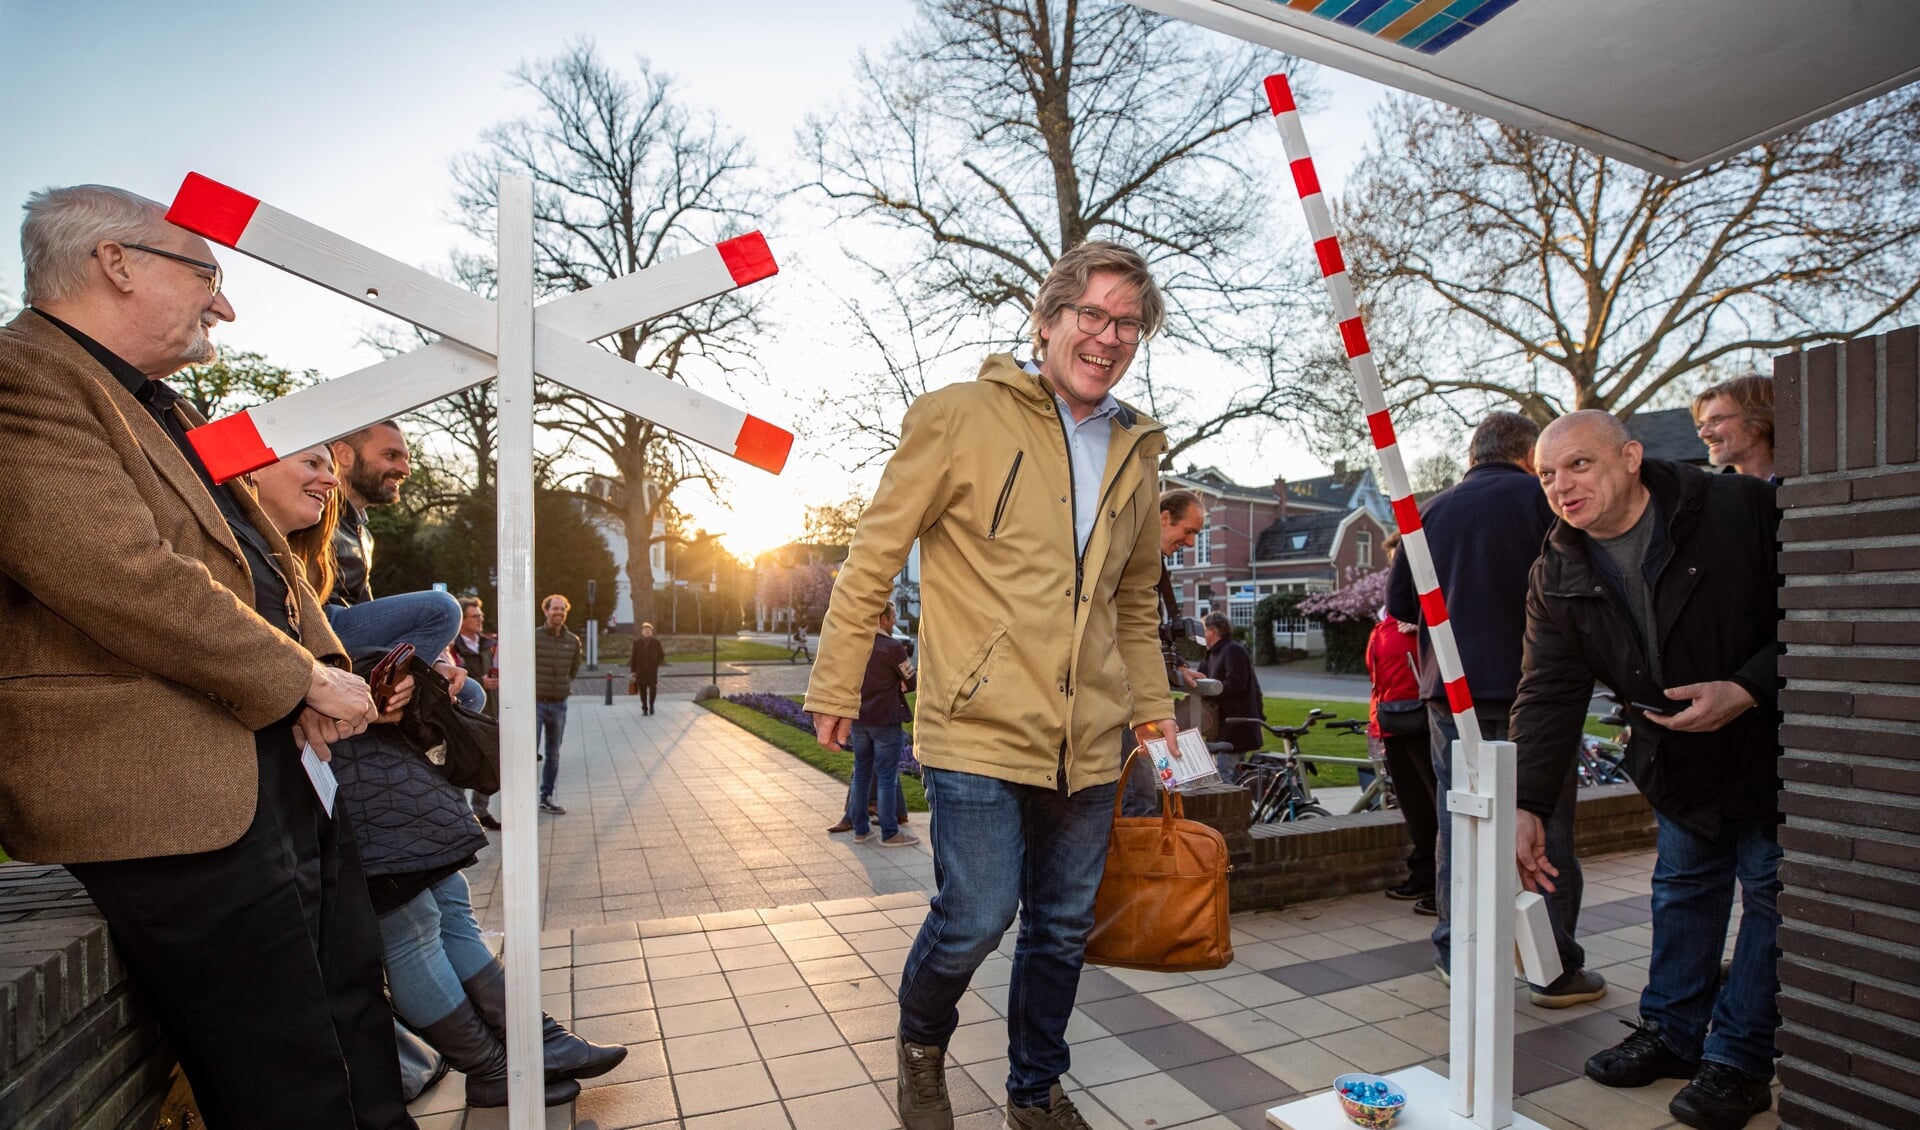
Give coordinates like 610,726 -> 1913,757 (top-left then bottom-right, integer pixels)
1264,1066 -> 1551,1130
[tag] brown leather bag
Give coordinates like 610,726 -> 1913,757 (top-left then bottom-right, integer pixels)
1085,748 -> 1234,972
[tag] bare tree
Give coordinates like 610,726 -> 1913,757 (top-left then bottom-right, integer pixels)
1342,88 -> 1920,421
802,493 -> 871,547
174,346 -> 319,421
451,42 -> 766,627
800,0 -> 1319,465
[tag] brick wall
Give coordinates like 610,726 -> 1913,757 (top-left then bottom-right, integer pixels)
1773,326 -> 1920,1130
0,864 -> 172,1130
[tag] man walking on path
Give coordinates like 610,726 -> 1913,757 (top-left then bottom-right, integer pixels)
1386,411 -> 1605,1007
0,184 -> 413,1128
629,621 -> 667,715
535,593 -> 583,814
1513,410 -> 1782,1130
847,600 -> 919,847
807,241 -> 1176,1130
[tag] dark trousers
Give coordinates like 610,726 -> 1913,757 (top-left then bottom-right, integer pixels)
1382,730 -> 1437,891
635,671 -> 659,712
69,726 -> 413,1130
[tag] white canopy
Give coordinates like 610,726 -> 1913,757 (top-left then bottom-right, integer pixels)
1135,0 -> 1920,176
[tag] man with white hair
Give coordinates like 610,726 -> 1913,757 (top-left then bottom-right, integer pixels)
0,185 -> 415,1128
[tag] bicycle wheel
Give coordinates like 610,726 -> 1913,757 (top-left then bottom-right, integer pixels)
1292,802 -> 1332,820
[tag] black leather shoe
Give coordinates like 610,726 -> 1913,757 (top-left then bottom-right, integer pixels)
474,810 -> 502,830
1385,880 -> 1430,901
1669,1062 -> 1772,1130
1585,1020 -> 1698,1088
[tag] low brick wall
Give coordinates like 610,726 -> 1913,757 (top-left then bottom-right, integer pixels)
1177,782 -> 1656,912
0,864 -> 172,1130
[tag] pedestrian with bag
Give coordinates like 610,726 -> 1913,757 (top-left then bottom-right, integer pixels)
628,621 -> 666,715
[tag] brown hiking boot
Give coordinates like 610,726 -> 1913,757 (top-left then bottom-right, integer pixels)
896,1038 -> 953,1129
1006,1084 -> 1093,1129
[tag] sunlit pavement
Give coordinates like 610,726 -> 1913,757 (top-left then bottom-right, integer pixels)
426,696 -> 1760,1130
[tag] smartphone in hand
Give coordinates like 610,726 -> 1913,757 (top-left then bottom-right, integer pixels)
1631,699 -> 1681,718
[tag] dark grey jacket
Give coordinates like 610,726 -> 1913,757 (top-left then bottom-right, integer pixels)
536,624 -> 583,703
330,724 -> 487,881
1510,459 -> 1780,837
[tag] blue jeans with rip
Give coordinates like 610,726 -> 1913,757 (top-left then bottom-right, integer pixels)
536,701 -> 568,800
1430,703 -> 1587,979
850,724 -> 905,838
1641,813 -> 1782,1080
897,765 -> 1116,1107
376,872 -> 494,1027
325,590 -> 463,659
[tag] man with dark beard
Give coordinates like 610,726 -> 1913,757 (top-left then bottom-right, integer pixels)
323,420 -> 464,660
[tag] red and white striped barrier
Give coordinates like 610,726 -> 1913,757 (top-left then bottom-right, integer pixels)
166,173 -> 791,480
1265,74 -> 1558,1130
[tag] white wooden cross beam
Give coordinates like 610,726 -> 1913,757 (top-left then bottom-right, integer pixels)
165,172 -> 789,1124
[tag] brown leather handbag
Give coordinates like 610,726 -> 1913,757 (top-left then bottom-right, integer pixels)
1085,748 -> 1234,972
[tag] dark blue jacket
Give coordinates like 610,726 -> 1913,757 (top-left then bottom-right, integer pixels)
1386,461 -> 1554,705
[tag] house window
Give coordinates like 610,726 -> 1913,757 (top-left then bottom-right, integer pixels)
1195,528 -> 1212,566
1356,531 -> 1373,568
1290,534 -> 1307,551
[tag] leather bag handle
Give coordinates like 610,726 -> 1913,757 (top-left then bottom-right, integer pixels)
1114,745 -> 1183,854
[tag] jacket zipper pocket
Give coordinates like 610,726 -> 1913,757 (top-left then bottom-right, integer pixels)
988,451 -> 1024,540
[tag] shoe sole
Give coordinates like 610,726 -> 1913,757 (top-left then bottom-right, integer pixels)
1531,985 -> 1608,1008
1668,1089 -> 1771,1130
558,1046 -> 631,1081
879,838 -> 918,847
1384,890 -> 1429,901
1585,1061 -> 1698,1089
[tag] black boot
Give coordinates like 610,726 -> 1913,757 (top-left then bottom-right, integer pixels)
464,960 -> 629,1081
1585,1019 -> 1698,1088
413,1000 -> 580,1108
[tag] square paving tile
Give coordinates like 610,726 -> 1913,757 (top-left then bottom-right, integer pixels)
812,976 -> 898,1012
674,1061 -> 778,1117
1116,1022 -> 1235,1071
651,972 -> 732,1008
1321,949 -> 1416,985
570,1076 -> 677,1129
1245,1039 -> 1359,1093
1190,1010 -> 1301,1054
1076,994 -> 1182,1036
1264,961 -> 1362,997
751,1013 -> 846,1059
1512,1050 -> 1581,1095
1143,983 -> 1244,1021
724,963 -> 806,998
738,985 -> 825,1025
665,1027 -> 761,1073
1256,998 -> 1365,1039
1063,1035 -> 1159,1085
1311,1026 -> 1427,1074
657,998 -> 744,1038
1087,1072 -> 1215,1130
576,982 -> 655,1019
831,1001 -> 900,1043
575,958 -> 648,991
680,1100 -> 791,1128
1166,1054 -> 1298,1111
781,1082 -> 901,1129
767,1045 -> 870,1099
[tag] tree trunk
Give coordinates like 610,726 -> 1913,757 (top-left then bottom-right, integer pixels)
625,494 -> 658,630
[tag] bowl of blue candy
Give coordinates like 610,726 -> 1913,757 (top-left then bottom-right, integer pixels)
1333,1073 -> 1406,1128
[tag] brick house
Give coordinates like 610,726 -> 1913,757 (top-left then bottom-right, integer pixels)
1159,464 -> 1393,630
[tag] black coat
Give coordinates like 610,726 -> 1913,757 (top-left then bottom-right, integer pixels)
328,723 -> 488,881
1203,638 -> 1263,754
1386,461 -> 1554,705
1510,459 -> 1780,837
629,635 -> 666,677
329,503 -> 374,607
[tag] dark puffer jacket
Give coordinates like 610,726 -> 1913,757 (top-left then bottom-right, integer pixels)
329,724 -> 487,881
536,625 -> 582,703
1510,459 -> 1780,838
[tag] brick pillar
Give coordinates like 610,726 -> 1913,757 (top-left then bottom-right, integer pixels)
1773,325 -> 1920,1130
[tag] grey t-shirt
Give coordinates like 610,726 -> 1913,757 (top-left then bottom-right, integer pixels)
1591,500 -> 1660,683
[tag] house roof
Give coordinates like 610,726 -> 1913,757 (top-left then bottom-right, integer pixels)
1254,511 -> 1353,560
1165,467 -> 1277,504
1627,407 -> 1711,466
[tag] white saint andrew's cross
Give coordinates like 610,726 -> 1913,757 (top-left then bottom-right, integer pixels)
168,172 -> 788,1124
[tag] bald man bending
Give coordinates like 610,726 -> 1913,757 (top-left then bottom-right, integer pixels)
1508,409 -> 1781,1130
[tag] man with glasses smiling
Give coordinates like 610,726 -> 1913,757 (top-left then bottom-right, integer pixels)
1691,375 -> 1776,485
807,241 -> 1177,1130
0,185 -> 416,1129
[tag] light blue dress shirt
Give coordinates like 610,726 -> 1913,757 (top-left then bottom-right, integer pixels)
1026,361 -> 1121,555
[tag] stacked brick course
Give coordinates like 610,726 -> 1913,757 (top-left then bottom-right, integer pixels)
1773,326 -> 1920,1130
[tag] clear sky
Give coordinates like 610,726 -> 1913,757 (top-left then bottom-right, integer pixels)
0,0 -> 1391,557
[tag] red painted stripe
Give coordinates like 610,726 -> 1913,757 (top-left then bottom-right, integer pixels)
187,411 -> 274,483
716,232 -> 778,286
1366,409 -> 1395,451
733,415 -> 793,474
1314,237 -> 1346,279
1444,677 -> 1474,715
1264,74 -> 1296,115
166,173 -> 260,248
1391,494 -> 1422,533
1339,317 -> 1370,359
1290,157 -> 1321,200
1418,588 -> 1450,628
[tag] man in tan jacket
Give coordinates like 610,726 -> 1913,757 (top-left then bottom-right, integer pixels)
0,185 -> 414,1128
807,242 -> 1176,1130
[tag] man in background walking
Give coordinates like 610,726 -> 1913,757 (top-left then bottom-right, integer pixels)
535,594 -> 583,814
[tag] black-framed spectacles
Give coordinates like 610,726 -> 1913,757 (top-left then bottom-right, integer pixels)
1066,303 -> 1147,345
94,242 -> 223,297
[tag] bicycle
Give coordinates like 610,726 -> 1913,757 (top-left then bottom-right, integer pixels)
1221,709 -> 1349,822
1579,695 -> 1632,787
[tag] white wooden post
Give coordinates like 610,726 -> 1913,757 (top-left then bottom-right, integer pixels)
495,176 -> 544,1123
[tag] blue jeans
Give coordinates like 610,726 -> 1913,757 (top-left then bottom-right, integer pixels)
454,679 -> 486,712
1642,814 -> 1782,1080
1430,703 -> 1586,978
536,701 -> 568,800
850,724 -> 905,838
898,766 -> 1116,1106
325,590 -> 463,659
376,872 -> 494,1027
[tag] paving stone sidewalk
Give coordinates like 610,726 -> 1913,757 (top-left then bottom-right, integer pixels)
425,696 -> 1774,1130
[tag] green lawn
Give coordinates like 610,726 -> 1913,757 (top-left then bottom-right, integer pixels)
595,634 -> 794,665
699,699 -> 929,812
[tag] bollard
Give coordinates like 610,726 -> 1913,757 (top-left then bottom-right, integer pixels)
603,672 -> 613,705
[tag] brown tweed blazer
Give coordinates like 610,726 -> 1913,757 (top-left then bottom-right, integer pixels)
0,311 -> 344,864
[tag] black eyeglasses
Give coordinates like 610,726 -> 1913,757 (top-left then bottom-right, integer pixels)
94,242 -> 223,297
1066,304 -> 1148,345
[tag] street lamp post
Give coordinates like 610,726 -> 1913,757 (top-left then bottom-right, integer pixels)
696,561 -> 721,702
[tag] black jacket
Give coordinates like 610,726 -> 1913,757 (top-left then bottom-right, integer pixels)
628,635 -> 666,677
1510,459 -> 1780,837
330,502 -> 374,607
329,724 -> 488,890
1387,461 -> 1554,705
1203,638 -> 1263,754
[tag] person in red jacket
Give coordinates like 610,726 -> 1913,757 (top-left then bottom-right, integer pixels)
1368,534 -> 1437,913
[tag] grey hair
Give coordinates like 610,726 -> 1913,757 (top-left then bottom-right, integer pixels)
21,185 -> 167,306
1203,612 -> 1233,636
1468,411 -> 1541,467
